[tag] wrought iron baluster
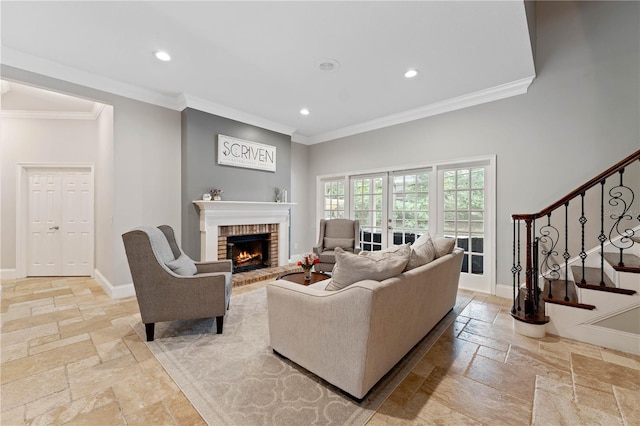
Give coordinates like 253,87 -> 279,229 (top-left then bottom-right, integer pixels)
563,202 -> 570,301
533,236 -> 539,311
599,180 -> 606,285
517,220 -> 522,312
540,213 -> 560,300
608,168 -> 635,267
512,219 -> 517,314
579,193 -> 587,283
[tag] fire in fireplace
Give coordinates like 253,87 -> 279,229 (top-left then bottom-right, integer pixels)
227,233 -> 270,273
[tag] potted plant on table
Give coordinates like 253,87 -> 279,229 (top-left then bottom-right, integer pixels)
298,253 -> 320,281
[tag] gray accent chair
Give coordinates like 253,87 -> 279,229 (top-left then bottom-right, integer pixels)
312,219 -> 361,273
122,225 -> 232,341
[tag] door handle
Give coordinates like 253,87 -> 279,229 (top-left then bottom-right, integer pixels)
49,226 -> 59,230
388,226 -> 393,230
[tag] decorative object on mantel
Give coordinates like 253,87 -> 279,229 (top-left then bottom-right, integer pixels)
297,253 -> 319,280
209,188 -> 223,201
202,193 -> 212,201
275,187 -> 288,203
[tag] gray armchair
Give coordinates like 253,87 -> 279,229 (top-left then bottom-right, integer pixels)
122,225 -> 232,341
312,218 -> 361,273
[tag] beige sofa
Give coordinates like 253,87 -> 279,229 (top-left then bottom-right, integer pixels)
266,247 -> 463,399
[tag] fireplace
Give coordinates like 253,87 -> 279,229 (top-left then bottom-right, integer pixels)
193,200 -> 294,268
227,233 -> 270,273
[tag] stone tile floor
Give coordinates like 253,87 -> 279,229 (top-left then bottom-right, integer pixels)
1,276 -> 639,425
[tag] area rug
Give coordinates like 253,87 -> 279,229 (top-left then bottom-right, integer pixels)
133,285 -> 473,425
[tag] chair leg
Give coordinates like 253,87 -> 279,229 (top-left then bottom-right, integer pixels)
145,323 -> 155,342
216,316 -> 224,334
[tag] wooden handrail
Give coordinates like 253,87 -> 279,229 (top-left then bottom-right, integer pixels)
512,149 -> 640,220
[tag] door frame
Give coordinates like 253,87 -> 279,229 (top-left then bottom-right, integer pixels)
16,163 -> 95,278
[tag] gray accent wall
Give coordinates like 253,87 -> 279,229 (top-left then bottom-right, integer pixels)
181,108 -> 292,260
305,1 -> 640,289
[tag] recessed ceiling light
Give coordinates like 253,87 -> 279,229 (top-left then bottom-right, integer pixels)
317,58 -> 340,73
154,51 -> 171,62
404,69 -> 418,78
300,108 -> 310,116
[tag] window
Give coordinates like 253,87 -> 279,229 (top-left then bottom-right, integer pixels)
352,175 -> 385,251
442,167 -> 485,274
321,179 -> 345,219
391,170 -> 430,245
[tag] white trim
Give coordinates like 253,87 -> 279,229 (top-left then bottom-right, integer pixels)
0,110 -> 99,120
16,163 -> 95,278
294,77 -> 535,145
5,47 -> 534,145
316,154 -> 497,295
181,94 -> 295,136
0,269 -> 17,280
94,268 -> 136,299
193,201 -> 295,266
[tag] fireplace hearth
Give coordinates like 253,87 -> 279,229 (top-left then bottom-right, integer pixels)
227,233 -> 270,273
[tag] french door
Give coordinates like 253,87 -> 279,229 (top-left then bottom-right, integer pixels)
438,165 -> 491,292
321,156 -> 494,293
351,169 -> 431,251
27,168 -> 93,276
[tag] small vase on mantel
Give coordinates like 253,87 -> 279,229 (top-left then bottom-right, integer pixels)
213,195 -> 221,201
303,267 -> 313,281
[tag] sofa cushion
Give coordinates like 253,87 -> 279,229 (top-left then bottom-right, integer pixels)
406,233 -> 436,270
326,244 -> 410,291
165,254 -> 197,276
324,237 -> 355,251
433,237 -> 456,258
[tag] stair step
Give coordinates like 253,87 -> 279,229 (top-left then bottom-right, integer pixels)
511,287 -> 549,325
603,252 -> 640,274
571,265 -> 637,295
542,280 -> 596,310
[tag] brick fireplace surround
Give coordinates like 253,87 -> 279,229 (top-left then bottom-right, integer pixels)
193,201 -> 295,271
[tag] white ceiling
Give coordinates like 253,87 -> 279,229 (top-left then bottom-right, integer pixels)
1,1 -> 535,144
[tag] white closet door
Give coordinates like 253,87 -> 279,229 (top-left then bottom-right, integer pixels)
27,168 -> 93,276
62,171 -> 93,275
28,171 -> 63,276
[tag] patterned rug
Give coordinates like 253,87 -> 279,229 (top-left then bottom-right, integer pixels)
133,285 -> 473,425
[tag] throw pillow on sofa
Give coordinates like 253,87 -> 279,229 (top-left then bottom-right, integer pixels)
433,237 -> 456,258
165,254 -> 197,276
406,233 -> 437,270
326,244 -> 410,291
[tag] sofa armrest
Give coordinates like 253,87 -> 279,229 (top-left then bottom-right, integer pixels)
266,280 -> 378,398
312,245 -> 323,255
195,259 -> 232,274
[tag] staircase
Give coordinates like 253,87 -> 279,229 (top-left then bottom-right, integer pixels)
511,150 -> 640,355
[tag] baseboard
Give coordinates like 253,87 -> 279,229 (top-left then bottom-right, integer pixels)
550,324 -> 640,356
94,269 -> 136,299
495,283 -> 513,299
0,269 -> 17,281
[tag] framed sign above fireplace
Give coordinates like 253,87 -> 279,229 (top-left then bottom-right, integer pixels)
217,134 -> 276,172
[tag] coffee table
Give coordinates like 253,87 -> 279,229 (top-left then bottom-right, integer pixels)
277,271 -> 331,286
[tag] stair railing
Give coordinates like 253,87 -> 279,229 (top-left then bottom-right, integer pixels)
511,149 -> 640,323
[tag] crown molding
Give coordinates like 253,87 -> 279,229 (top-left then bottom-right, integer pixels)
2,47 -> 533,143
181,94 -> 296,136
0,110 -> 97,120
2,47 -> 181,110
296,76 -> 536,145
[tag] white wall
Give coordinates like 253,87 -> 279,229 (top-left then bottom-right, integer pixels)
0,66 -> 182,289
290,142 -> 311,259
0,116 -> 99,270
95,105 -> 114,283
305,1 -> 640,290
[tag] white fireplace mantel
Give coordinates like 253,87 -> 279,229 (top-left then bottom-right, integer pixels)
193,201 -> 295,265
